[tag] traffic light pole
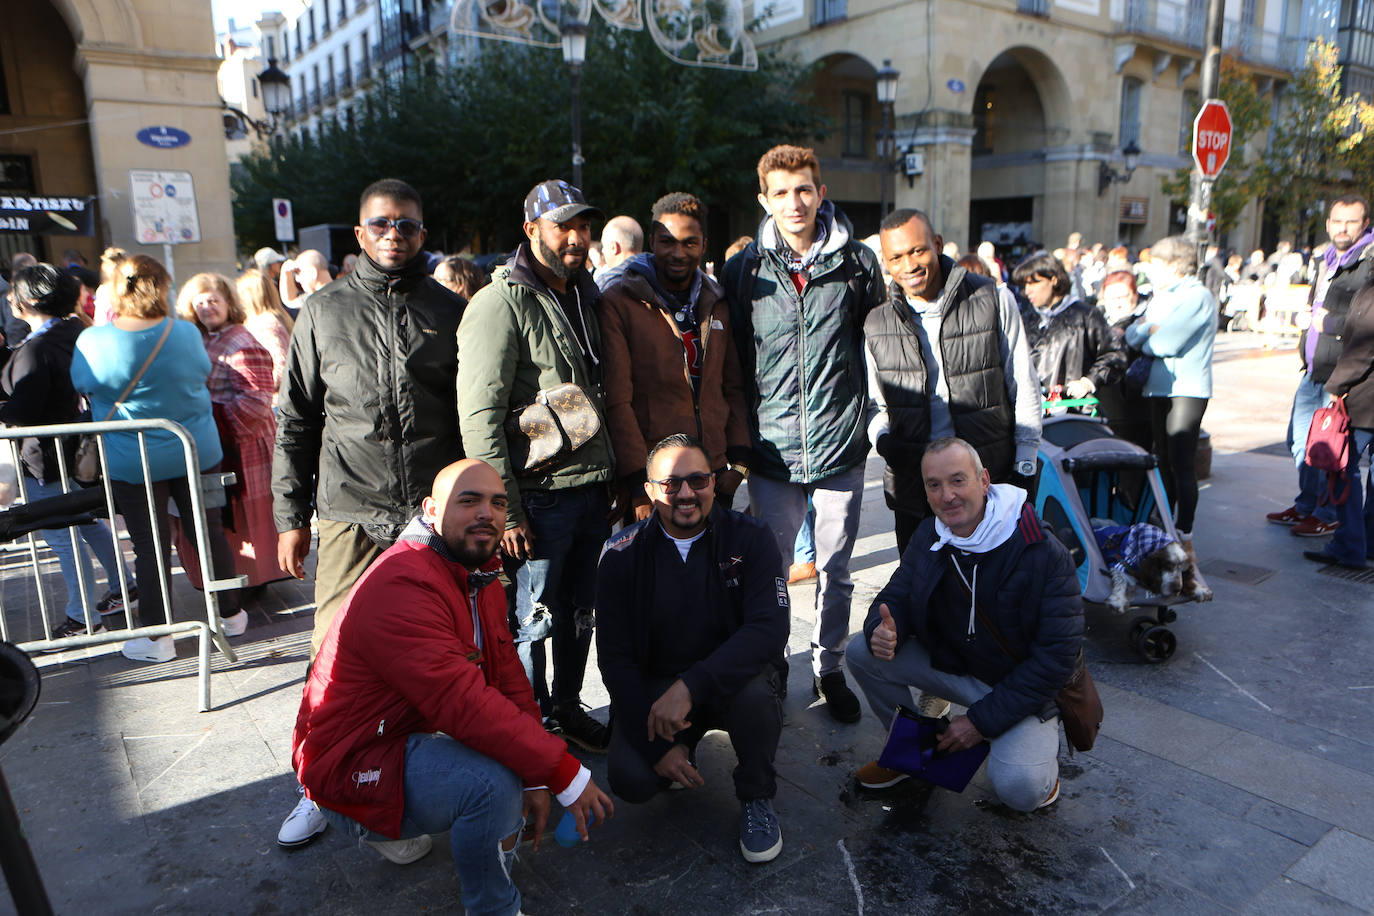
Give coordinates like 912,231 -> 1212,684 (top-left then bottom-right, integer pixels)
1186,0 -> 1226,256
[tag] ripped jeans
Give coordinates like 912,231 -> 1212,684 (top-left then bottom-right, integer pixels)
510,485 -> 610,715
319,733 -> 524,916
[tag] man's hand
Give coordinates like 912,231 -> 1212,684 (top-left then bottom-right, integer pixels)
652,743 -> 704,789
632,499 -> 654,522
1312,307 -> 1328,333
870,603 -> 898,661
647,678 -> 693,743
522,788 -> 551,851
277,528 -> 311,579
1064,377 -> 1095,399
566,778 -> 615,842
502,520 -> 534,560
936,714 -> 984,753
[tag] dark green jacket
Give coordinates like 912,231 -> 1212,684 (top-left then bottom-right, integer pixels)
721,204 -> 884,483
456,243 -> 614,526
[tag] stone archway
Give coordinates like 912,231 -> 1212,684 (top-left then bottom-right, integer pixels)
803,52 -> 886,237
41,0 -> 144,47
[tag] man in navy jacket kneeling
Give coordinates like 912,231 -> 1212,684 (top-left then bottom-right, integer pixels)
596,434 -> 790,863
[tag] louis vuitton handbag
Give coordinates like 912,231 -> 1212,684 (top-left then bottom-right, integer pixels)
505,383 -> 601,473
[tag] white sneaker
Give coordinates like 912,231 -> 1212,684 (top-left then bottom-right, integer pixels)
916,692 -> 952,719
121,636 -> 175,663
366,833 -> 433,864
220,610 -> 249,637
277,794 -> 328,848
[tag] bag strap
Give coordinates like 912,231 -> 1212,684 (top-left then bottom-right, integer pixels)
946,550 -> 1025,663
101,317 -> 174,422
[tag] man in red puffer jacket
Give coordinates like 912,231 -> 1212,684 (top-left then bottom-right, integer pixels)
293,459 -> 613,915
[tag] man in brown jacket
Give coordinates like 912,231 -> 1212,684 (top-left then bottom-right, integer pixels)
599,192 -> 751,522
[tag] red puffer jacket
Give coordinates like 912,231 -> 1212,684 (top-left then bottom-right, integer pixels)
292,537 -> 581,838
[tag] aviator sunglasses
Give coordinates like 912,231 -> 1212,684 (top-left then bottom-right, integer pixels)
364,216 -> 425,238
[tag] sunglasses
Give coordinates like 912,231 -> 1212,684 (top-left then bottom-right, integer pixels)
363,217 -> 424,238
650,473 -> 713,494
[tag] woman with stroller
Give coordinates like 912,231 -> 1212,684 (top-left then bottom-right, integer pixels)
1012,251 -> 1125,401
0,264 -> 125,638
1125,235 -> 1217,599
70,254 -> 245,663
176,273 -> 287,589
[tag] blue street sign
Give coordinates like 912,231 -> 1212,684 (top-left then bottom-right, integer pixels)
136,126 -> 192,149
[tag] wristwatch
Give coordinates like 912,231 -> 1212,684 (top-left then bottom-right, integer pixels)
728,463 -> 750,479
1016,459 -> 1036,477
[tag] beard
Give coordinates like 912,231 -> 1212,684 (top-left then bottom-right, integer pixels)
447,525 -> 500,568
534,236 -> 585,279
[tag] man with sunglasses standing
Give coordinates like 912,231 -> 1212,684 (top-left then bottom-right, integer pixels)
457,180 -> 616,754
596,434 -> 789,863
273,178 -> 465,848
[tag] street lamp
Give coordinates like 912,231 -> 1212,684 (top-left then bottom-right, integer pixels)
875,59 -> 899,219
257,57 -> 292,133
561,21 -> 588,189
1098,139 -> 1142,195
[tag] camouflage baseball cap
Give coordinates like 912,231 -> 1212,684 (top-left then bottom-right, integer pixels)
523,179 -> 603,224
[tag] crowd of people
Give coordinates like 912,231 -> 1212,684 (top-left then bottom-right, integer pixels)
2,144 -> 1369,916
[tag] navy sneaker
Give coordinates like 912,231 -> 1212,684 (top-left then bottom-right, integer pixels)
739,798 -> 782,863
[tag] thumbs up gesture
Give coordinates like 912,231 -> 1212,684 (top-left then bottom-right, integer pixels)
871,603 -> 898,661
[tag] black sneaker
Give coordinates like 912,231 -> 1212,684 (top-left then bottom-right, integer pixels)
554,703 -> 609,754
50,617 -> 106,640
739,798 -> 782,863
96,587 -> 138,616
813,672 -> 862,723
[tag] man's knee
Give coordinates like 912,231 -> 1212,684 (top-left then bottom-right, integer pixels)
844,634 -> 879,681
986,752 -> 1058,812
607,735 -> 661,804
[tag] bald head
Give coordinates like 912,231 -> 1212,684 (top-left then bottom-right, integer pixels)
600,215 -> 643,270
424,459 -> 507,567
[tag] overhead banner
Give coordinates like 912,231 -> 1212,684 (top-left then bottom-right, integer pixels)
0,195 -> 96,235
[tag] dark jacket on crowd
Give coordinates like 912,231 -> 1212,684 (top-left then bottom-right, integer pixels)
862,502 -> 1083,738
596,504 -> 788,765
1094,313 -> 1154,451
272,252 -> 466,537
1301,243 -> 1374,383
456,243 -> 614,527
864,263 -> 1020,514
0,316 -> 84,482
598,255 -> 750,485
721,203 -> 885,484
1326,285 -> 1374,428
1019,297 -> 1126,394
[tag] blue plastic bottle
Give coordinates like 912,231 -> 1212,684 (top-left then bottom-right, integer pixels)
555,809 -> 596,847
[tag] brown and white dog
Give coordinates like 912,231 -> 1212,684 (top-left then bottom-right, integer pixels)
1092,522 -> 1190,613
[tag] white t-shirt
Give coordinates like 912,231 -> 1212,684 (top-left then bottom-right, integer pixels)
666,530 -> 706,562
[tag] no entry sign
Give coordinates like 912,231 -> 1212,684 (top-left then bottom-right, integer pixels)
1192,99 -> 1233,180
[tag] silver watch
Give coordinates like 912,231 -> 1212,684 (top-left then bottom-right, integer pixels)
1016,459 -> 1036,477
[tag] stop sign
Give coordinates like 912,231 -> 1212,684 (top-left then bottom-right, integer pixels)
1192,99 -> 1233,179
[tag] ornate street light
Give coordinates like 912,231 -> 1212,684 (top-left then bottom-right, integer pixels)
1099,139 -> 1142,195
875,59 -> 900,218
257,57 -> 292,133
561,21 -> 588,189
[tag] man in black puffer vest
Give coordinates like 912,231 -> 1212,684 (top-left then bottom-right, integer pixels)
864,209 -> 1042,554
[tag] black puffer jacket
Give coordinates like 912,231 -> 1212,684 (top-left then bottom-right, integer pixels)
863,500 -> 1083,738
1301,244 -> 1374,384
0,316 -> 83,482
1019,298 -> 1125,393
273,252 -> 466,534
1326,285 -> 1374,428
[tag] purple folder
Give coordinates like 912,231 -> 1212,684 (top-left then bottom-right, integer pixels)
876,704 -> 990,793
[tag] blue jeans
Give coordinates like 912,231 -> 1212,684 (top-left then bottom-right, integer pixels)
793,501 -> 816,564
1321,428 -> 1374,565
319,733 -> 524,916
1289,375 -> 1338,522
511,486 -> 610,713
28,476 -> 121,623
846,636 -> 1061,812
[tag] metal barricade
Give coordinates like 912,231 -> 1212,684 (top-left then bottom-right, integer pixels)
0,419 -> 242,711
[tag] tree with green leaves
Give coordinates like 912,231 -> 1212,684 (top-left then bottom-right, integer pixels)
1258,40 -> 1374,242
1161,56 -> 1268,236
231,31 -> 824,259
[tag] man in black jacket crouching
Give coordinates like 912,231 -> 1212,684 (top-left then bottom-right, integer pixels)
596,434 -> 789,863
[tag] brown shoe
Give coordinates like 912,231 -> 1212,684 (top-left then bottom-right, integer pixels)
1291,516 -> 1339,537
1264,505 -> 1306,526
1180,539 -> 1213,601
787,561 -> 817,584
856,760 -> 909,789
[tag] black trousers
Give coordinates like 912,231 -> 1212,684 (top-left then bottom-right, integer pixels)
1148,395 -> 1209,533
608,668 -> 782,803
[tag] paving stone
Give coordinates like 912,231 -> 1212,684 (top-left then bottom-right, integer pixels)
1284,829 -> 1374,912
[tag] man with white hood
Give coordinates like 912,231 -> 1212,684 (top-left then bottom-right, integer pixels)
845,437 -> 1083,811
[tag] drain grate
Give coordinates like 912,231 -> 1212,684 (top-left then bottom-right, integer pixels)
1317,564 -> 1374,584
1202,559 -> 1275,586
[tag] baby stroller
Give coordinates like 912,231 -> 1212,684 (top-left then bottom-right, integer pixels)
1031,406 -> 1195,663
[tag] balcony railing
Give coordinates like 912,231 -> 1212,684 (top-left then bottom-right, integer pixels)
1116,0 -> 1308,71
309,87 -> 321,109
813,0 -> 847,26
1018,0 -> 1050,16
340,68 -> 354,91
356,59 -> 372,82
323,75 -> 336,101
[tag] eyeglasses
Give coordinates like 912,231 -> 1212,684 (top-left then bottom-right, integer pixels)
363,217 -> 424,238
650,473 -> 713,494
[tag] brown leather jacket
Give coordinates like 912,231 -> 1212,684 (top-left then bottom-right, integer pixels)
598,259 -> 750,489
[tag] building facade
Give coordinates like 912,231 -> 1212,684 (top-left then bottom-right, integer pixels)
1,0 -> 235,276
758,0 -> 1350,254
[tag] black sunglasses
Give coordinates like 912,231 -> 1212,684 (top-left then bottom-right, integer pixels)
650,473 -> 713,494
364,217 -> 424,238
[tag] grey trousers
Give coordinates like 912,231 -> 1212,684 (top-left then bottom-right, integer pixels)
749,463 -> 864,677
846,635 -> 1061,812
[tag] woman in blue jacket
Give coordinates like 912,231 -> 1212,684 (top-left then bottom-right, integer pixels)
1125,235 -> 1217,598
